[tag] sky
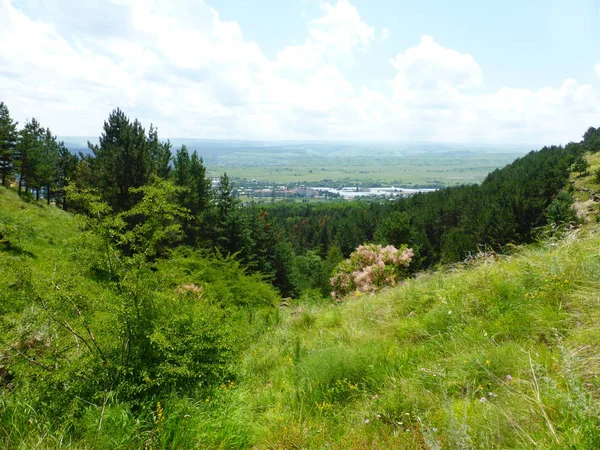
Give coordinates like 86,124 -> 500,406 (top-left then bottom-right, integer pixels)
1,0 -> 599,145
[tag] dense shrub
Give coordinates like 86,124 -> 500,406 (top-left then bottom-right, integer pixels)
330,244 -> 413,300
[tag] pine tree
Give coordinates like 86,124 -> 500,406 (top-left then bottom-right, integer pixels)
56,142 -> 79,208
0,102 -> 19,187
89,109 -> 153,211
572,155 -> 589,177
214,173 -> 251,256
16,118 -> 44,196
189,152 -> 211,217
148,124 -> 172,179
173,145 -> 191,188
38,128 -> 60,203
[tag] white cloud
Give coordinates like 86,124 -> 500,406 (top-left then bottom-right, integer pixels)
380,27 -> 391,42
0,0 -> 598,144
382,36 -> 599,143
277,0 -> 374,71
310,0 -> 374,53
390,36 -> 483,95
595,63 -> 600,76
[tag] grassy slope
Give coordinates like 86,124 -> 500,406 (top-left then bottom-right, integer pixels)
228,229 -> 600,449
0,186 -> 86,318
226,157 -> 600,449
2,174 -> 600,448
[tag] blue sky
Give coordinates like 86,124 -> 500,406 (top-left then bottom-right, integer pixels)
214,0 -> 600,90
1,0 -> 599,144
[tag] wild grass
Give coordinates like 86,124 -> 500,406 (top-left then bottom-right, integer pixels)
2,184 -> 600,448
229,226 -> 600,449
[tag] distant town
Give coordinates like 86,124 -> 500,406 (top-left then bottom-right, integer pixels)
211,178 -> 437,201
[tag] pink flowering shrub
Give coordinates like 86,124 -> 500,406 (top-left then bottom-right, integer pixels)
330,244 -> 413,301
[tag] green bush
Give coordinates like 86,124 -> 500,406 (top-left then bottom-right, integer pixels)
545,192 -> 577,227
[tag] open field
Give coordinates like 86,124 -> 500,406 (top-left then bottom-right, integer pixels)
198,142 -> 529,187
206,153 -> 525,187
62,136 -> 529,187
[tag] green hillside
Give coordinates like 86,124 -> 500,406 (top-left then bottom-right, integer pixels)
2,170 -> 600,449
233,227 -> 600,449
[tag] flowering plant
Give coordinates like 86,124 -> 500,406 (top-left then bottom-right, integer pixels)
330,244 -> 413,300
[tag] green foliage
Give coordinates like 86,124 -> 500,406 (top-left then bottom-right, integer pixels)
156,247 -> 279,309
120,178 -> 189,259
0,188 -> 279,449
89,108 -> 158,211
594,168 -> 600,185
0,102 -> 18,186
545,192 -> 577,227
0,209 -> 33,252
572,154 -> 589,176
583,126 -> 600,153
148,124 -> 172,179
374,210 -> 411,247
292,250 -> 325,295
173,145 -> 212,243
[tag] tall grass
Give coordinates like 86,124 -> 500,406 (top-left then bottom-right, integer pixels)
229,227 -> 600,449
3,185 -> 600,448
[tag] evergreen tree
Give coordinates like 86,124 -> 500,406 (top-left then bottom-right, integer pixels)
73,154 -> 94,190
37,128 -> 60,203
572,155 -> 589,177
189,152 -> 211,217
0,102 -> 18,187
582,127 -> 600,154
89,109 -> 153,211
56,142 -> 79,208
213,173 -> 251,256
147,124 -> 172,179
173,146 -> 212,242
15,118 -> 44,195
173,146 -> 211,217
173,144 -> 192,188
215,173 -> 234,219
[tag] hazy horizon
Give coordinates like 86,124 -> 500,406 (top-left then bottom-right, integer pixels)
2,0 -> 599,145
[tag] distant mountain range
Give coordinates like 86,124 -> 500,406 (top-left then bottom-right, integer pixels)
59,136 -> 531,163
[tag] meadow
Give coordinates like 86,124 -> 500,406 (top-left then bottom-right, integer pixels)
205,151 -> 527,187
206,154 -> 524,187
2,179 -> 600,448
61,136 -> 527,187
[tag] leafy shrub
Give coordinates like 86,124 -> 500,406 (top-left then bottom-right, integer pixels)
545,192 -> 577,227
330,244 -> 413,300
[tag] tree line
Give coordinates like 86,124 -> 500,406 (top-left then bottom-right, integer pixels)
2,99 -> 599,298
261,128 -> 599,281
0,103 -> 300,295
